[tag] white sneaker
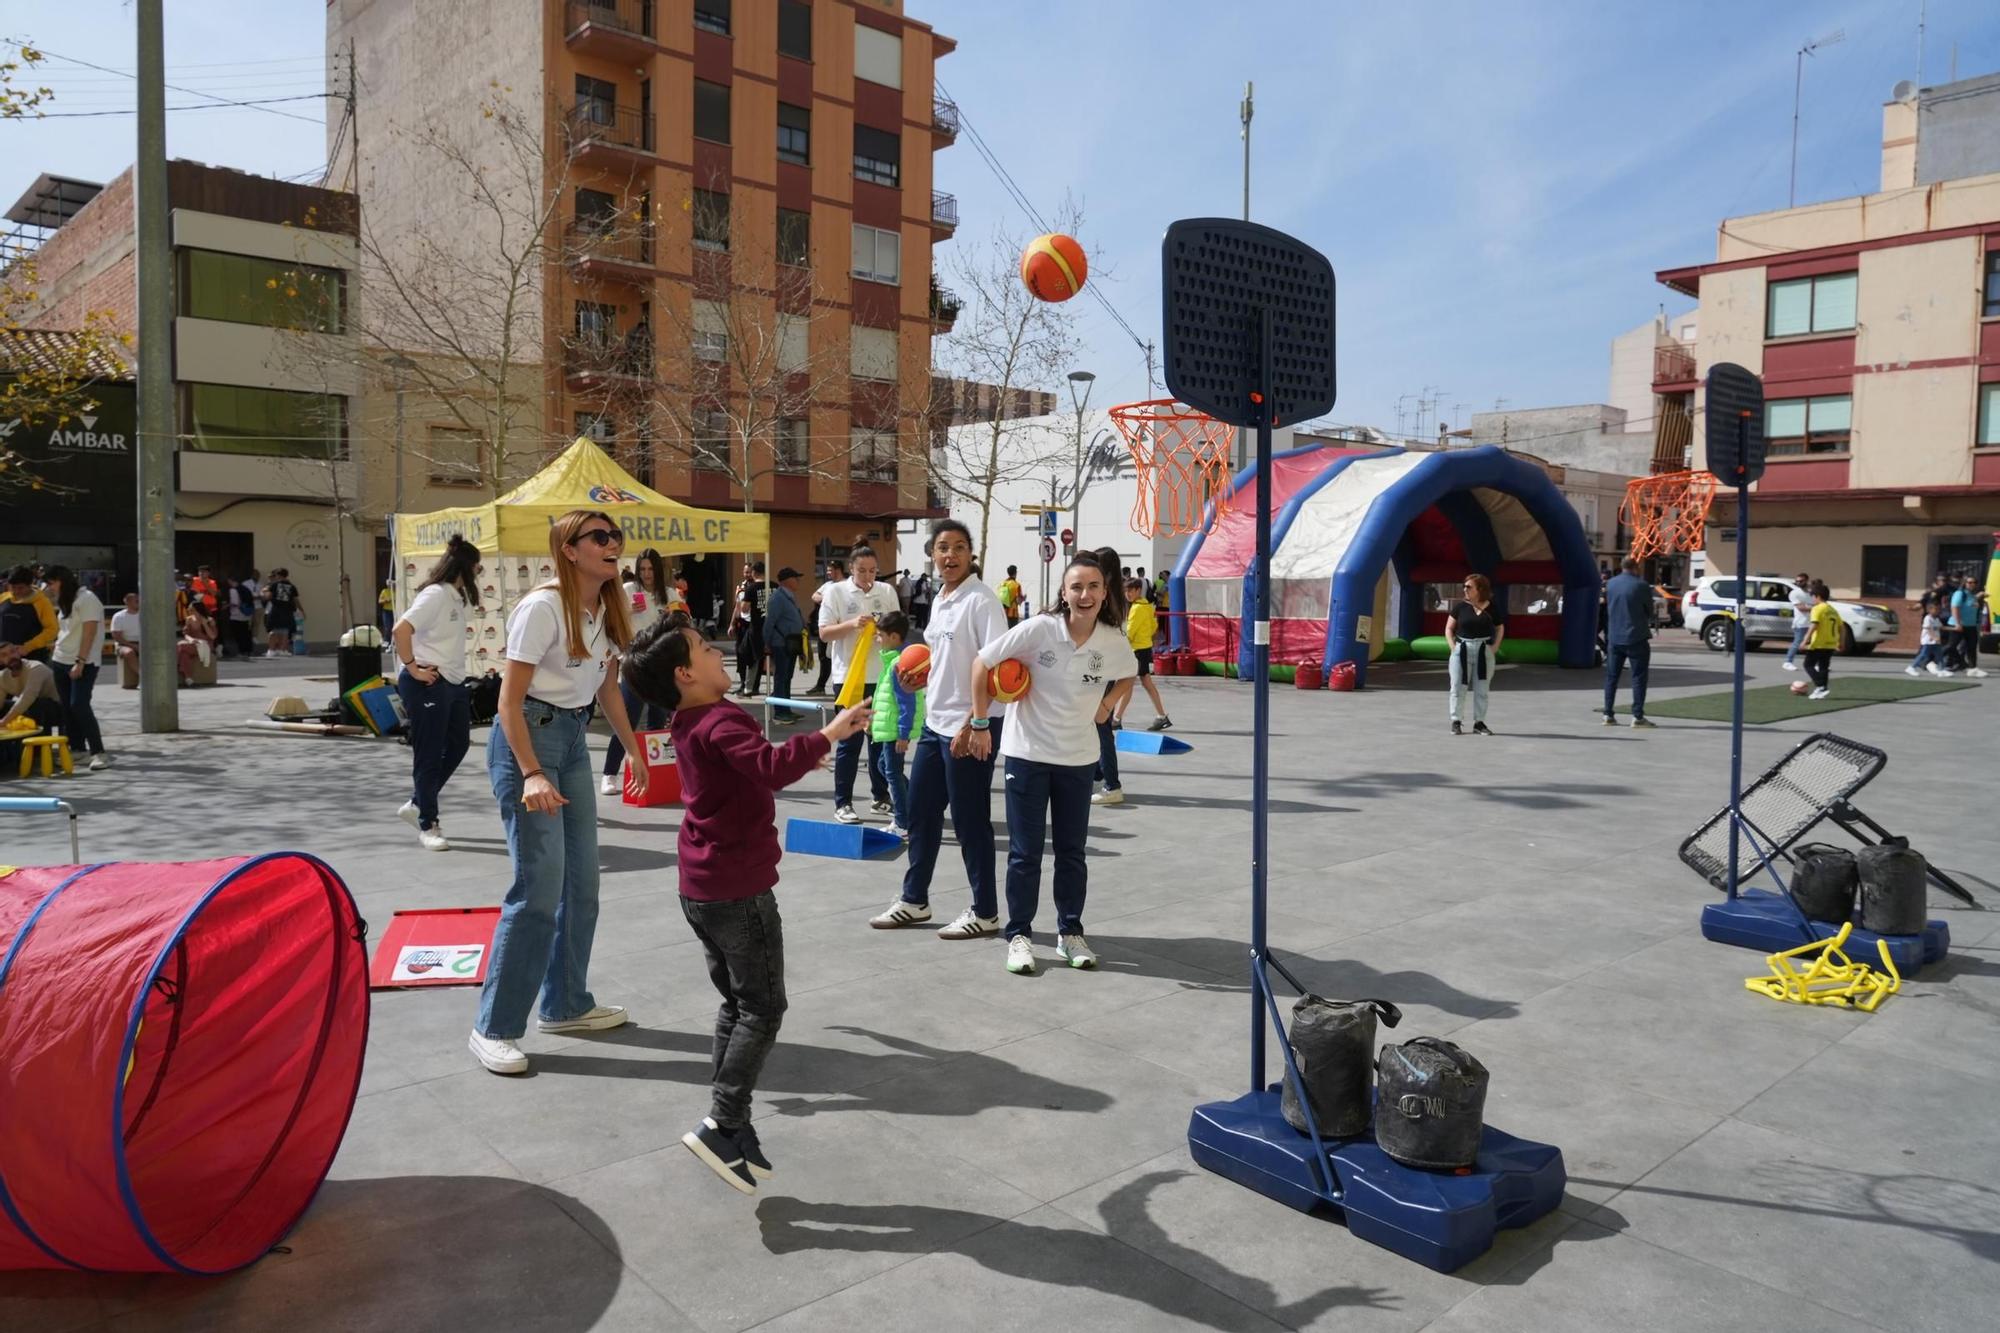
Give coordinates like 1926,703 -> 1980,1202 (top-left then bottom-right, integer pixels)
1808,687 -> 1829,700
599,774 -> 620,796
1056,934 -> 1098,969
397,799 -> 420,828
88,754 -> 109,771
870,799 -> 893,817
538,1004 -> 628,1033
1938,669 -> 1958,678
420,826 -> 450,852
1005,936 -> 1038,975
869,898 -> 933,929
937,909 -> 999,940
1904,666 -> 1922,676
1968,668 -> 1990,678
1781,661 -> 1800,671
1091,788 -> 1125,806
1925,662 -> 1945,676
469,1031 -> 529,1075
834,804 -> 861,824
886,822 -> 909,840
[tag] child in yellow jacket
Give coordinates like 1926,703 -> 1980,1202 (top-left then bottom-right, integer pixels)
1114,578 -> 1171,732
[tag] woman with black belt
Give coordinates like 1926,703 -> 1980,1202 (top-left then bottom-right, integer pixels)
1444,573 -> 1506,736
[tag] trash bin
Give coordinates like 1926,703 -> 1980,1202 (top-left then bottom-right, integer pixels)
337,627 -> 386,698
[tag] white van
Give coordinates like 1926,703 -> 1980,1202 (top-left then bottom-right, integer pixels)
1681,575 -> 1899,654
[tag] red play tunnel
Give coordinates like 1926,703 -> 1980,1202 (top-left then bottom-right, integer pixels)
0,854 -> 369,1273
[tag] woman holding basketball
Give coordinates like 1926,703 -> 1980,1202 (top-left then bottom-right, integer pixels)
973,554 -> 1137,975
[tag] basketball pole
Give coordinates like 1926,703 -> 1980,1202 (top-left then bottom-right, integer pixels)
1248,307 -> 1275,1094
1725,413 -> 1749,900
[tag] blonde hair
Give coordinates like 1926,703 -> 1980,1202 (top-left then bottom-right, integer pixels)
546,509 -> 632,660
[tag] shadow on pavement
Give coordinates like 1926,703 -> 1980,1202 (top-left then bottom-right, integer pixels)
1099,938 -> 1520,1021
1361,663 -> 1739,693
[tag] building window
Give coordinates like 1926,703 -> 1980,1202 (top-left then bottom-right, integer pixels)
694,410 -> 730,471
851,428 -> 898,483
853,124 -> 900,187
850,325 -> 897,382
777,207 -> 810,267
778,0 -> 812,59
179,248 -> 346,334
575,187 -> 618,227
1860,545 -> 1907,599
426,426 -> 481,485
854,24 -> 901,89
694,79 -> 730,144
1978,383 -> 2000,446
574,412 -> 615,445
186,384 -> 344,459
575,74 -> 616,125
777,102 -> 811,166
574,300 -> 618,348
777,314 -> 808,372
851,223 -> 900,285
776,417 -> 809,473
1764,393 -> 1851,455
1985,252 -> 2000,318
693,0 -> 730,36
693,300 -> 729,361
1766,271 -> 1857,338
693,189 -> 730,251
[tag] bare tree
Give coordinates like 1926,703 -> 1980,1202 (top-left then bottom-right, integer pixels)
929,213 -> 1086,560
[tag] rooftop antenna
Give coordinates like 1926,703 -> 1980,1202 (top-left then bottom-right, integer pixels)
1916,0 -> 1926,90
1790,28 -> 1846,208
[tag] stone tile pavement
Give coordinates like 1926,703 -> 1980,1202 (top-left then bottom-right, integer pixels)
1,641 -> 1994,1331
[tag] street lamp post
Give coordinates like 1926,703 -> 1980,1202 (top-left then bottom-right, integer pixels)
1045,369 -> 1094,613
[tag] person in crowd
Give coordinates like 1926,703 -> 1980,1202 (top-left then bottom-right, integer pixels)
733,562 -> 767,697
974,554 -> 1137,975
807,558 -> 846,696
599,549 -> 672,794
764,566 -> 807,724
909,551 -> 935,631
237,570 -> 262,652
378,579 -> 397,637
470,510 -> 647,1076
41,565 -> 108,769
820,546 -> 901,823
262,568 -> 300,657
868,610 -> 924,839
998,565 -> 1024,626
622,614 -> 870,1191
1154,568 -> 1170,610
869,519 -> 1009,937
393,535 -> 482,850
1088,547 -> 1132,807
110,592 -> 142,687
1782,570 -> 1813,673
1950,573 -> 1989,678
0,566 -> 58,665
0,642 -> 63,732
223,575 -> 255,658
1114,575 -> 1172,732
1907,593 -> 1953,678
1444,573 -> 1506,735
1601,556 -> 1657,728
1802,581 -> 1840,700
189,565 -> 220,619
178,595 -> 219,685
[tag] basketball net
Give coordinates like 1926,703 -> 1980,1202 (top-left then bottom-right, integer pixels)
1621,470 -> 1719,560
1110,399 -> 1237,538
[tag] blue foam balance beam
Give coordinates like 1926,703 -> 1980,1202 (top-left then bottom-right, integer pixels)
1188,1088 -> 1565,1274
785,818 -> 905,860
1700,888 -> 1948,973
1113,730 -> 1192,756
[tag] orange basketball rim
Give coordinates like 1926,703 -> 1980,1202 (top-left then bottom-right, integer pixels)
1111,399 -> 1237,538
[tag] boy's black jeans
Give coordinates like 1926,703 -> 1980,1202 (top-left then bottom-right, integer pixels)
680,890 -> 787,1128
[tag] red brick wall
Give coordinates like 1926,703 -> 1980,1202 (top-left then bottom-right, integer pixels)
19,168 -> 138,339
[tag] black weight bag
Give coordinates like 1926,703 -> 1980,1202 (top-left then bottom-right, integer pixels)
1279,997 -> 1400,1138
1375,1037 -> 1489,1171
1855,844 -> 1927,935
1788,843 -> 1857,923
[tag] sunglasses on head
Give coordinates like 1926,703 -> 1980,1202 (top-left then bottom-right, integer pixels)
574,528 -> 623,548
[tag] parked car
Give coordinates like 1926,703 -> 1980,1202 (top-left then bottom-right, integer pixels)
1682,575 -> 1899,655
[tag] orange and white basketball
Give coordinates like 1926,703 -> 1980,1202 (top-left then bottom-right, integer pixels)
1789,681 -> 1811,695
989,659 -> 1033,703
1020,233 -> 1087,302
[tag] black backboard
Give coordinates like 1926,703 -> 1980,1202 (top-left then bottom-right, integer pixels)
1161,218 -> 1335,430
1705,362 -> 1766,485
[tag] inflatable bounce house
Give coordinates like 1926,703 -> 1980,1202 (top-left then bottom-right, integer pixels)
1169,445 -> 1601,686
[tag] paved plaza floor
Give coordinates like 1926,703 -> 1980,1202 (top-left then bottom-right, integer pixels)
3,641 -> 1995,1331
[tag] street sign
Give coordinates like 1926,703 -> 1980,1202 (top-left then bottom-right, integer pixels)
1704,363 -> 1766,486
1018,504 -> 1044,515
1039,511 -> 1059,537
1060,527 -> 1075,546
1040,537 -> 1057,563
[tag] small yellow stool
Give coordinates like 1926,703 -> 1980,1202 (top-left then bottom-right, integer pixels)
19,735 -> 74,779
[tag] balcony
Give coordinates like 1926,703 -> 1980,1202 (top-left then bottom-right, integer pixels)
1651,395 -> 1694,474
565,219 -> 656,282
1652,341 -> 1696,391
563,103 -> 656,167
928,280 -> 962,329
563,332 -> 654,392
562,0 -> 657,61
931,93 -> 960,144
930,190 -> 958,237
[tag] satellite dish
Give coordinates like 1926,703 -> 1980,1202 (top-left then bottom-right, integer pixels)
1892,80 -> 1917,103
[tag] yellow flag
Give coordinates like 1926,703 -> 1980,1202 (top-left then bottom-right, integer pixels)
835,619 -> 876,709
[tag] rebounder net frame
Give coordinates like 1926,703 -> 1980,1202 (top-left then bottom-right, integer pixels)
1110,398 -> 1237,538
1621,469 -> 1719,560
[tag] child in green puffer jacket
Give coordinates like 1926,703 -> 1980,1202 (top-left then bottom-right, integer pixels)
870,610 -> 925,838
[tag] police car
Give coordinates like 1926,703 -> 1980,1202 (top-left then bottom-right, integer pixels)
1682,575 -> 1899,655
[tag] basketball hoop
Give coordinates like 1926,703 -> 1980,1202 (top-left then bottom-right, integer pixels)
1110,398 -> 1237,538
1621,470 -> 1719,560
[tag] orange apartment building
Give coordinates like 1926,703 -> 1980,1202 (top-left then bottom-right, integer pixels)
330,0 -> 958,578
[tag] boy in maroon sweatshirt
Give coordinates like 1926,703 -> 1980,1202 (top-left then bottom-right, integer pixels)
623,616 -> 869,1193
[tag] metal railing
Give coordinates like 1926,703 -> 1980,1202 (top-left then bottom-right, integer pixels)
1653,342 -> 1696,384
563,334 -> 653,381
564,0 -> 653,40
932,93 -> 960,138
564,219 -> 655,268
928,280 -> 962,324
931,190 -> 958,229
851,454 -> 899,485
564,103 -> 655,156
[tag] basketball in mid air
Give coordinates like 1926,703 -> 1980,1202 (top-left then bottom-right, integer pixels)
1020,233 -> 1087,302
989,659 -> 1033,703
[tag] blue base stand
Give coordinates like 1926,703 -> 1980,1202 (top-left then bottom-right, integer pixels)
1699,889 -> 1949,972
784,819 -> 905,860
1113,730 -> 1193,756
1188,1088 -> 1566,1273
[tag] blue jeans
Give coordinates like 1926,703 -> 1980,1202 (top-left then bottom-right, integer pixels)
1094,717 -> 1120,791
602,680 -> 667,775
397,672 -> 471,829
51,661 -> 103,756
1784,622 -> 1809,665
834,732 -> 888,808
477,699 -> 602,1039
1603,640 -> 1651,720
1911,643 -> 1944,671
900,719 -> 1003,918
875,740 -> 910,826
1002,755 -> 1094,942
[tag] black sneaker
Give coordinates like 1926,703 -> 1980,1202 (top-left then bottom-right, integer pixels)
682,1118 -> 757,1194
1473,721 -> 1493,736
1451,721 -> 1463,735
736,1122 -> 774,1179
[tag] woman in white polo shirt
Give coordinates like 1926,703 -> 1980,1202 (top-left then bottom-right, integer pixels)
393,534 -> 481,851
973,554 -> 1137,976
43,565 -> 108,770
471,509 -> 648,1076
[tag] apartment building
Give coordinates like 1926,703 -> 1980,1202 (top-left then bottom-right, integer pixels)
9,162 -> 368,622
1652,73 -> 2000,603
329,0 -> 958,579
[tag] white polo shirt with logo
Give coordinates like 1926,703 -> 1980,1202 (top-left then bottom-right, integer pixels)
821,576 -> 902,687
505,586 -> 612,709
984,615 -> 1137,768
922,576 -> 1008,737
398,582 -> 472,684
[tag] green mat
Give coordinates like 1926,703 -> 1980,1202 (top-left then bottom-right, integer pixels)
1627,676 -> 1976,723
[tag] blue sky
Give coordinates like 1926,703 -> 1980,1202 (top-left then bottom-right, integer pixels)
6,0 -> 1998,433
